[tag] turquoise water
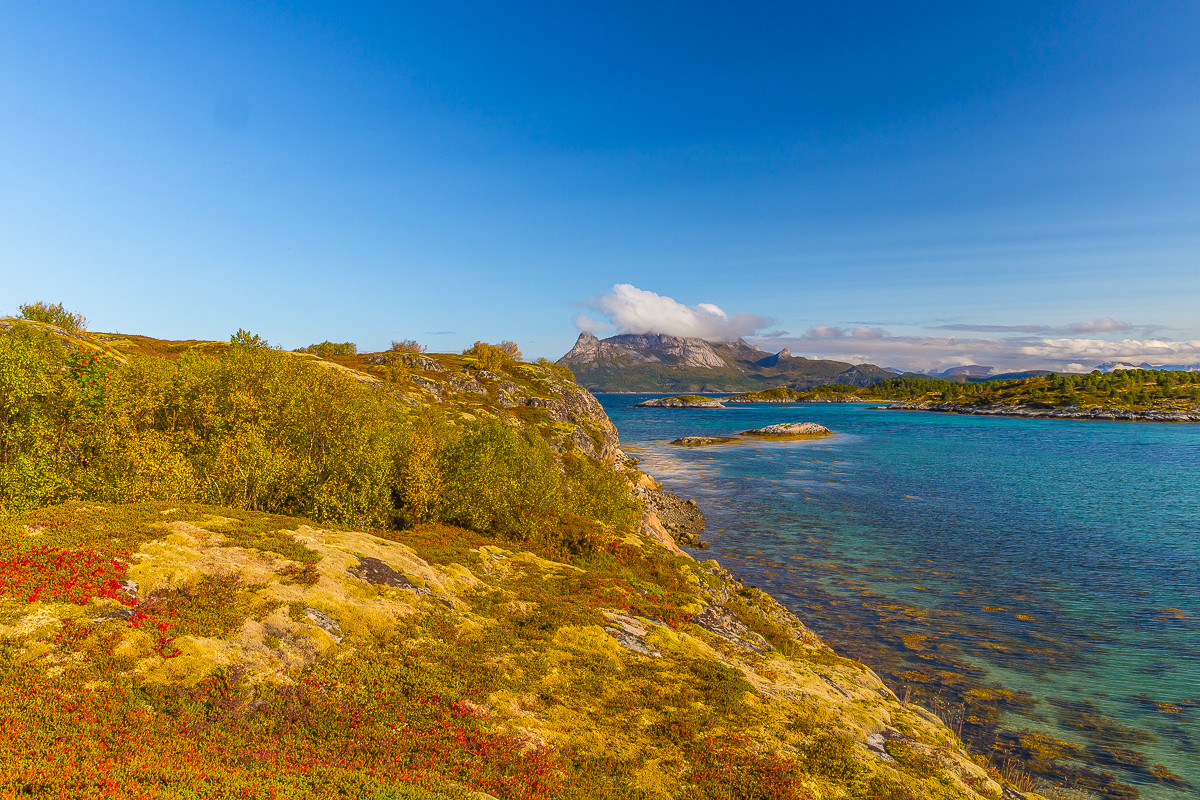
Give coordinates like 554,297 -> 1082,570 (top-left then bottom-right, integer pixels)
599,396 -> 1200,800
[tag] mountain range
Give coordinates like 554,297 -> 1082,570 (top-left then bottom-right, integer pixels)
1096,361 -> 1200,373
558,331 -> 891,392
557,332 -> 1200,393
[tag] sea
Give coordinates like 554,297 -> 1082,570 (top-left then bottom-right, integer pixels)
598,395 -> 1200,800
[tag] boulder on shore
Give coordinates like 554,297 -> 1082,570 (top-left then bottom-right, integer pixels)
742,422 -> 832,437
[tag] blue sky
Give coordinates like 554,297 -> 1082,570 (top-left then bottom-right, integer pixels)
2,1 -> 1198,371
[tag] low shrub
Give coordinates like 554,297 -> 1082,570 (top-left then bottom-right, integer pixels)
17,301 -> 86,331
438,421 -> 562,541
561,453 -> 639,529
295,340 -> 357,358
462,341 -> 521,372
535,357 -> 575,382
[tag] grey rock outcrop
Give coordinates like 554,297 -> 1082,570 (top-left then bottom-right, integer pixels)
743,422 -> 832,436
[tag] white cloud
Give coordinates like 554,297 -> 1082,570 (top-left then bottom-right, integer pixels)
580,284 -> 773,341
1067,317 -> 1133,334
755,330 -> 1200,372
935,317 -> 1134,335
804,324 -> 845,340
1017,337 -> 1200,361
799,324 -> 885,342
573,313 -> 604,334
852,325 -> 884,340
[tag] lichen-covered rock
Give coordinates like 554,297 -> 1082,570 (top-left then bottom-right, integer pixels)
409,376 -> 443,398
366,353 -> 444,371
519,382 -> 621,463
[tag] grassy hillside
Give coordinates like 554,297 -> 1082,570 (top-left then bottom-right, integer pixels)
0,311 -> 1037,799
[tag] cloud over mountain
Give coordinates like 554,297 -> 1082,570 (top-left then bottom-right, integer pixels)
576,284 -> 774,341
568,295 -> 1193,373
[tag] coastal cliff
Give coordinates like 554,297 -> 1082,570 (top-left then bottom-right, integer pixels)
0,316 -> 1035,799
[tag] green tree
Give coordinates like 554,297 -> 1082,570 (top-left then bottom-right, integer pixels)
230,329 -> 269,348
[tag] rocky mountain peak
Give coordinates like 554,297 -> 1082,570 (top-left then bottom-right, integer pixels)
559,331 -> 732,369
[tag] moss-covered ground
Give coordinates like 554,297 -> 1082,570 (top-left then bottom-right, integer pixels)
0,502 -> 1018,799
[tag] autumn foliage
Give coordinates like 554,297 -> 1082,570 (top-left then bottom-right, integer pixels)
0,323 -> 634,550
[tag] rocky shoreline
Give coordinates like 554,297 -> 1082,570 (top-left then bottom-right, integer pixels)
635,484 -> 709,547
721,394 -> 865,403
886,401 -> 1200,422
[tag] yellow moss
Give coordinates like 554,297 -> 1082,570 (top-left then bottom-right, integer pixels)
127,541 -> 207,593
510,550 -> 586,575
643,624 -> 721,662
15,640 -> 54,664
136,638 -> 232,685
436,562 -> 483,593
0,605 -> 62,638
677,599 -> 706,615
551,625 -> 629,664
632,757 -> 683,798
113,629 -> 156,659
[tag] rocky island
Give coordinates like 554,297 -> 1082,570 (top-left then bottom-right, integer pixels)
743,422 -> 834,437
669,423 -> 834,447
634,394 -> 726,408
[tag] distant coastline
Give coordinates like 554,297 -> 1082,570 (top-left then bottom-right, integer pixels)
884,401 -> 1200,423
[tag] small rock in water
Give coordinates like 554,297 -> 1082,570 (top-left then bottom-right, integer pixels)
669,435 -> 739,446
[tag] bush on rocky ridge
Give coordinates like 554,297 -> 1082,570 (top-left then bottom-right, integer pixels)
17,300 -> 86,332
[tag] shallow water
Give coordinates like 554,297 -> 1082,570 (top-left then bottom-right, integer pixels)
600,396 -> 1200,800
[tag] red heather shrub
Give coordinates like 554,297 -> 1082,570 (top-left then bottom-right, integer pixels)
0,543 -> 131,606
